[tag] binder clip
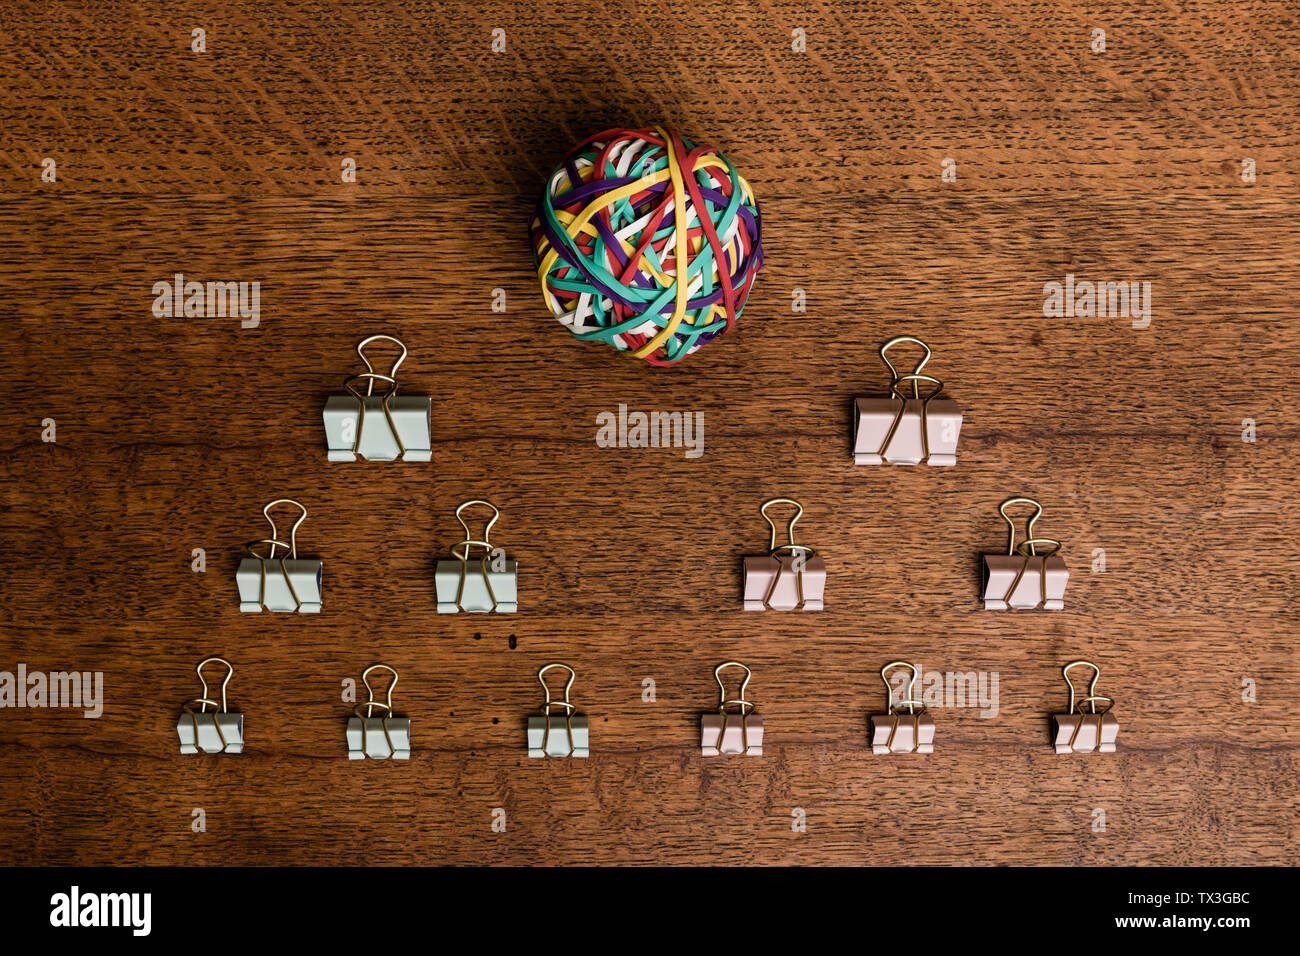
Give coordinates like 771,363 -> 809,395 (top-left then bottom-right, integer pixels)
177,657 -> 243,755
701,662 -> 763,756
323,334 -> 432,462
236,498 -> 322,613
1051,661 -> 1118,754
853,335 -> 962,465
869,661 -> 934,755
742,498 -> 826,611
435,499 -> 517,613
527,663 -> 588,758
981,497 -> 1068,610
346,664 -> 410,760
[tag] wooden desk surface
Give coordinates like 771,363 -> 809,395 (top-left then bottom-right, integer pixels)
1,0 -> 1297,866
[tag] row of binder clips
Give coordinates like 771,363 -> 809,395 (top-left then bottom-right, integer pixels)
235,498 -> 517,614
177,658 -> 1118,758
740,494 -> 1069,612
321,333 -> 964,467
234,494 -> 1069,614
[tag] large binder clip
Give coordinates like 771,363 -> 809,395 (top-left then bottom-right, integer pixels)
347,664 -> 410,760
1051,661 -> 1118,754
323,334 -> 432,462
527,663 -> 588,758
853,335 -> 962,465
869,661 -> 934,754
435,499 -> 518,613
701,662 -> 763,756
742,498 -> 826,611
177,657 -> 243,755
236,498 -> 322,613
981,497 -> 1068,610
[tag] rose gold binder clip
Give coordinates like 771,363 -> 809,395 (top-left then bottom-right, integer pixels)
981,497 -> 1068,610
701,662 -> 763,756
742,498 -> 826,611
869,661 -> 934,754
853,335 -> 962,466
1050,661 -> 1118,754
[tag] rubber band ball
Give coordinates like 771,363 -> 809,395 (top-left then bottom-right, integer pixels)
530,126 -> 764,366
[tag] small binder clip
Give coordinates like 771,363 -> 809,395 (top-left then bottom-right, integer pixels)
853,335 -> 962,465
435,499 -> 518,613
1051,661 -> 1118,754
701,662 -> 763,756
236,498 -> 322,613
323,334 -> 432,462
869,661 -> 934,754
347,664 -> 410,760
177,657 -> 243,755
527,663 -> 588,758
981,497 -> 1068,610
742,498 -> 826,611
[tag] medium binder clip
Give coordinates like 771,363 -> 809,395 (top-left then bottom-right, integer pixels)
236,498 -> 322,613
177,657 -> 244,755
701,662 -> 763,756
527,663 -> 588,758
853,335 -> 962,466
1051,661 -> 1118,754
742,498 -> 826,611
323,334 -> 432,462
435,499 -> 518,613
347,664 -> 410,760
869,661 -> 934,754
981,497 -> 1068,610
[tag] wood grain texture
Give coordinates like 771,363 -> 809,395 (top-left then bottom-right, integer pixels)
1,0 -> 1298,866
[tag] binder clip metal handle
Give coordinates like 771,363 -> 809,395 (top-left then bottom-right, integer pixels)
194,656 -> 234,713
358,663 -> 398,718
998,497 -> 1045,557
355,333 -> 408,383
1062,660 -> 1103,714
451,499 -> 501,560
537,663 -> 579,757
881,661 -> 924,716
759,497 -> 808,554
253,498 -> 308,560
713,661 -> 757,756
879,335 -> 933,398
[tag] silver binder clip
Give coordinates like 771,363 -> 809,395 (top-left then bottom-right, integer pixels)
435,499 -> 518,613
701,662 -> 763,756
323,334 -> 432,462
236,498 -> 322,613
527,663 -> 588,758
177,657 -> 244,755
347,664 -> 410,760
